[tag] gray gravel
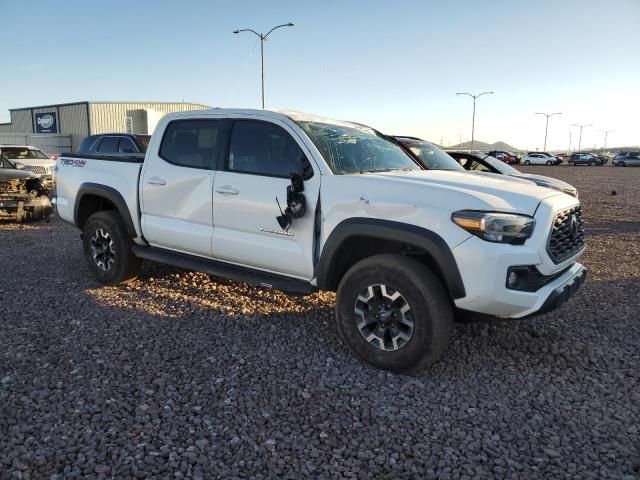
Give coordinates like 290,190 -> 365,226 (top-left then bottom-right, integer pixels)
1,165 -> 639,479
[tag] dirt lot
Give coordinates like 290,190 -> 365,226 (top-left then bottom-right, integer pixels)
1,166 -> 638,479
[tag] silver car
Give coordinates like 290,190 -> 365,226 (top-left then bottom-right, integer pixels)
613,151 -> 640,167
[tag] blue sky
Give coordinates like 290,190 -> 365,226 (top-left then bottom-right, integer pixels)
1,0 -> 638,149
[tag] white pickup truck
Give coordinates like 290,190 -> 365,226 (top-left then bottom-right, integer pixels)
54,109 -> 586,372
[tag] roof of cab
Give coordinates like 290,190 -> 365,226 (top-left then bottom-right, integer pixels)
164,108 -> 368,129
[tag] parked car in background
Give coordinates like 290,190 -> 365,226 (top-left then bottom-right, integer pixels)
613,151 -> 640,167
391,137 -> 465,171
0,145 -> 56,190
446,151 -> 578,197
568,152 -> 603,166
78,134 -> 151,155
487,150 -> 519,164
522,152 -> 561,165
55,108 -> 586,372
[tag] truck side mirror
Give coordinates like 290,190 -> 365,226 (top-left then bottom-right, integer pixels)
276,173 -> 307,231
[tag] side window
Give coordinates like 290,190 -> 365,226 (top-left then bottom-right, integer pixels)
228,120 -> 307,178
118,137 -> 137,153
159,119 -> 225,170
97,137 -> 119,153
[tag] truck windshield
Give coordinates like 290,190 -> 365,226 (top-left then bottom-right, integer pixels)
297,121 -> 422,174
2,147 -> 49,159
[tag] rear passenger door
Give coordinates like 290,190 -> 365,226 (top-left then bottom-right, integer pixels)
211,119 -> 320,279
140,119 -> 228,257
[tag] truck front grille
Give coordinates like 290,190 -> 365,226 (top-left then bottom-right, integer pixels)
23,165 -> 48,175
547,206 -> 585,263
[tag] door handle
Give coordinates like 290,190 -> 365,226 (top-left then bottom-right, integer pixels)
215,185 -> 239,195
146,177 -> 166,186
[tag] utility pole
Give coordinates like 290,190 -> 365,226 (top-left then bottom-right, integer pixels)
233,22 -> 295,109
456,91 -> 494,150
569,131 -> 572,152
535,112 -> 562,151
571,123 -> 592,151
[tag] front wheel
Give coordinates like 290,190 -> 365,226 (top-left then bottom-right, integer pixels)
619,161 -> 626,167
569,161 -> 575,166
546,160 -> 552,165
83,211 -> 142,285
336,254 -> 453,372
524,160 -> 531,165
589,161 -> 596,166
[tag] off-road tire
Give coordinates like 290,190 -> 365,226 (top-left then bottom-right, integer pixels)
336,254 -> 453,373
83,211 -> 141,285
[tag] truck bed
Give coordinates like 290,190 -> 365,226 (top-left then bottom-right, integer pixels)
55,153 -> 146,240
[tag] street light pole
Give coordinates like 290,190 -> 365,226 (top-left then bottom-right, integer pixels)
535,112 -> 562,151
456,91 -> 493,150
571,123 -> 593,151
233,22 -> 295,109
600,130 -> 613,153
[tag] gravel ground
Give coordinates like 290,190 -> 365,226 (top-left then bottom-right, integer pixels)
1,166 -> 638,479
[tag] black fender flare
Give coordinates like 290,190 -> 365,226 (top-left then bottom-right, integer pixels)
316,218 -> 466,299
74,182 -> 137,237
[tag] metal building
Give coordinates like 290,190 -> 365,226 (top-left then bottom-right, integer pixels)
0,101 -> 210,152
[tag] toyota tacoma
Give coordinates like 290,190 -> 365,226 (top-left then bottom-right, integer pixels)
54,109 -> 586,372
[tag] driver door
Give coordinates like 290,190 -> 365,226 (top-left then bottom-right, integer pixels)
211,119 -> 319,279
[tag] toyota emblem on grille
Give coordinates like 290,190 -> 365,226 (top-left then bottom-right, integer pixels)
569,214 -> 579,239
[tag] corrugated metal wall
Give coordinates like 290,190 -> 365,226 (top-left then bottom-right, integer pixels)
59,104 -> 89,152
89,102 -> 210,136
1,102 -> 210,150
0,110 -> 32,133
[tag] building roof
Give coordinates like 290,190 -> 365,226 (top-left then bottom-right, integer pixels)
9,101 -> 210,111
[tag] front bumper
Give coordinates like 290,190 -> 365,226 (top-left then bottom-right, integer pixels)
523,265 -> 586,318
452,233 -> 586,318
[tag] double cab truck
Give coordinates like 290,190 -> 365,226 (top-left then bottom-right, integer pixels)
54,109 -> 586,372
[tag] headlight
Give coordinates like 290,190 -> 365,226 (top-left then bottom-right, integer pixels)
451,210 -> 535,244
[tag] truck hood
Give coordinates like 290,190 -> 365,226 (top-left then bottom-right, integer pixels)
369,169 -> 562,214
0,169 -> 37,182
510,173 -> 577,196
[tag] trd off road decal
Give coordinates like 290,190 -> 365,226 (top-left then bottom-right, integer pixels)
60,158 -> 87,168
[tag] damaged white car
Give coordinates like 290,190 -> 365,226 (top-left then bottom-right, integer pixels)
0,155 -> 52,222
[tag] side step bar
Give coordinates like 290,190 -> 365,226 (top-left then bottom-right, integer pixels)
131,246 -> 317,295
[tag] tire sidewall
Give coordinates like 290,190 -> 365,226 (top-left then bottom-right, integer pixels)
83,211 -> 136,285
336,255 -> 452,372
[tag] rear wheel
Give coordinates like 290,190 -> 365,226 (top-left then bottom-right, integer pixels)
619,161 -> 626,167
524,160 -> 531,165
589,161 -> 596,166
336,254 -> 453,372
83,211 -> 142,285
569,161 -> 575,166
546,160 -> 552,165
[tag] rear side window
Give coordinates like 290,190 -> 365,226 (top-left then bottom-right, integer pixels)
78,137 -> 97,153
97,137 -> 119,153
228,120 -> 306,178
159,120 -> 225,170
118,137 -> 138,153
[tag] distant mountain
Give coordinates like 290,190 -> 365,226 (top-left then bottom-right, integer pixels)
447,140 -> 521,152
